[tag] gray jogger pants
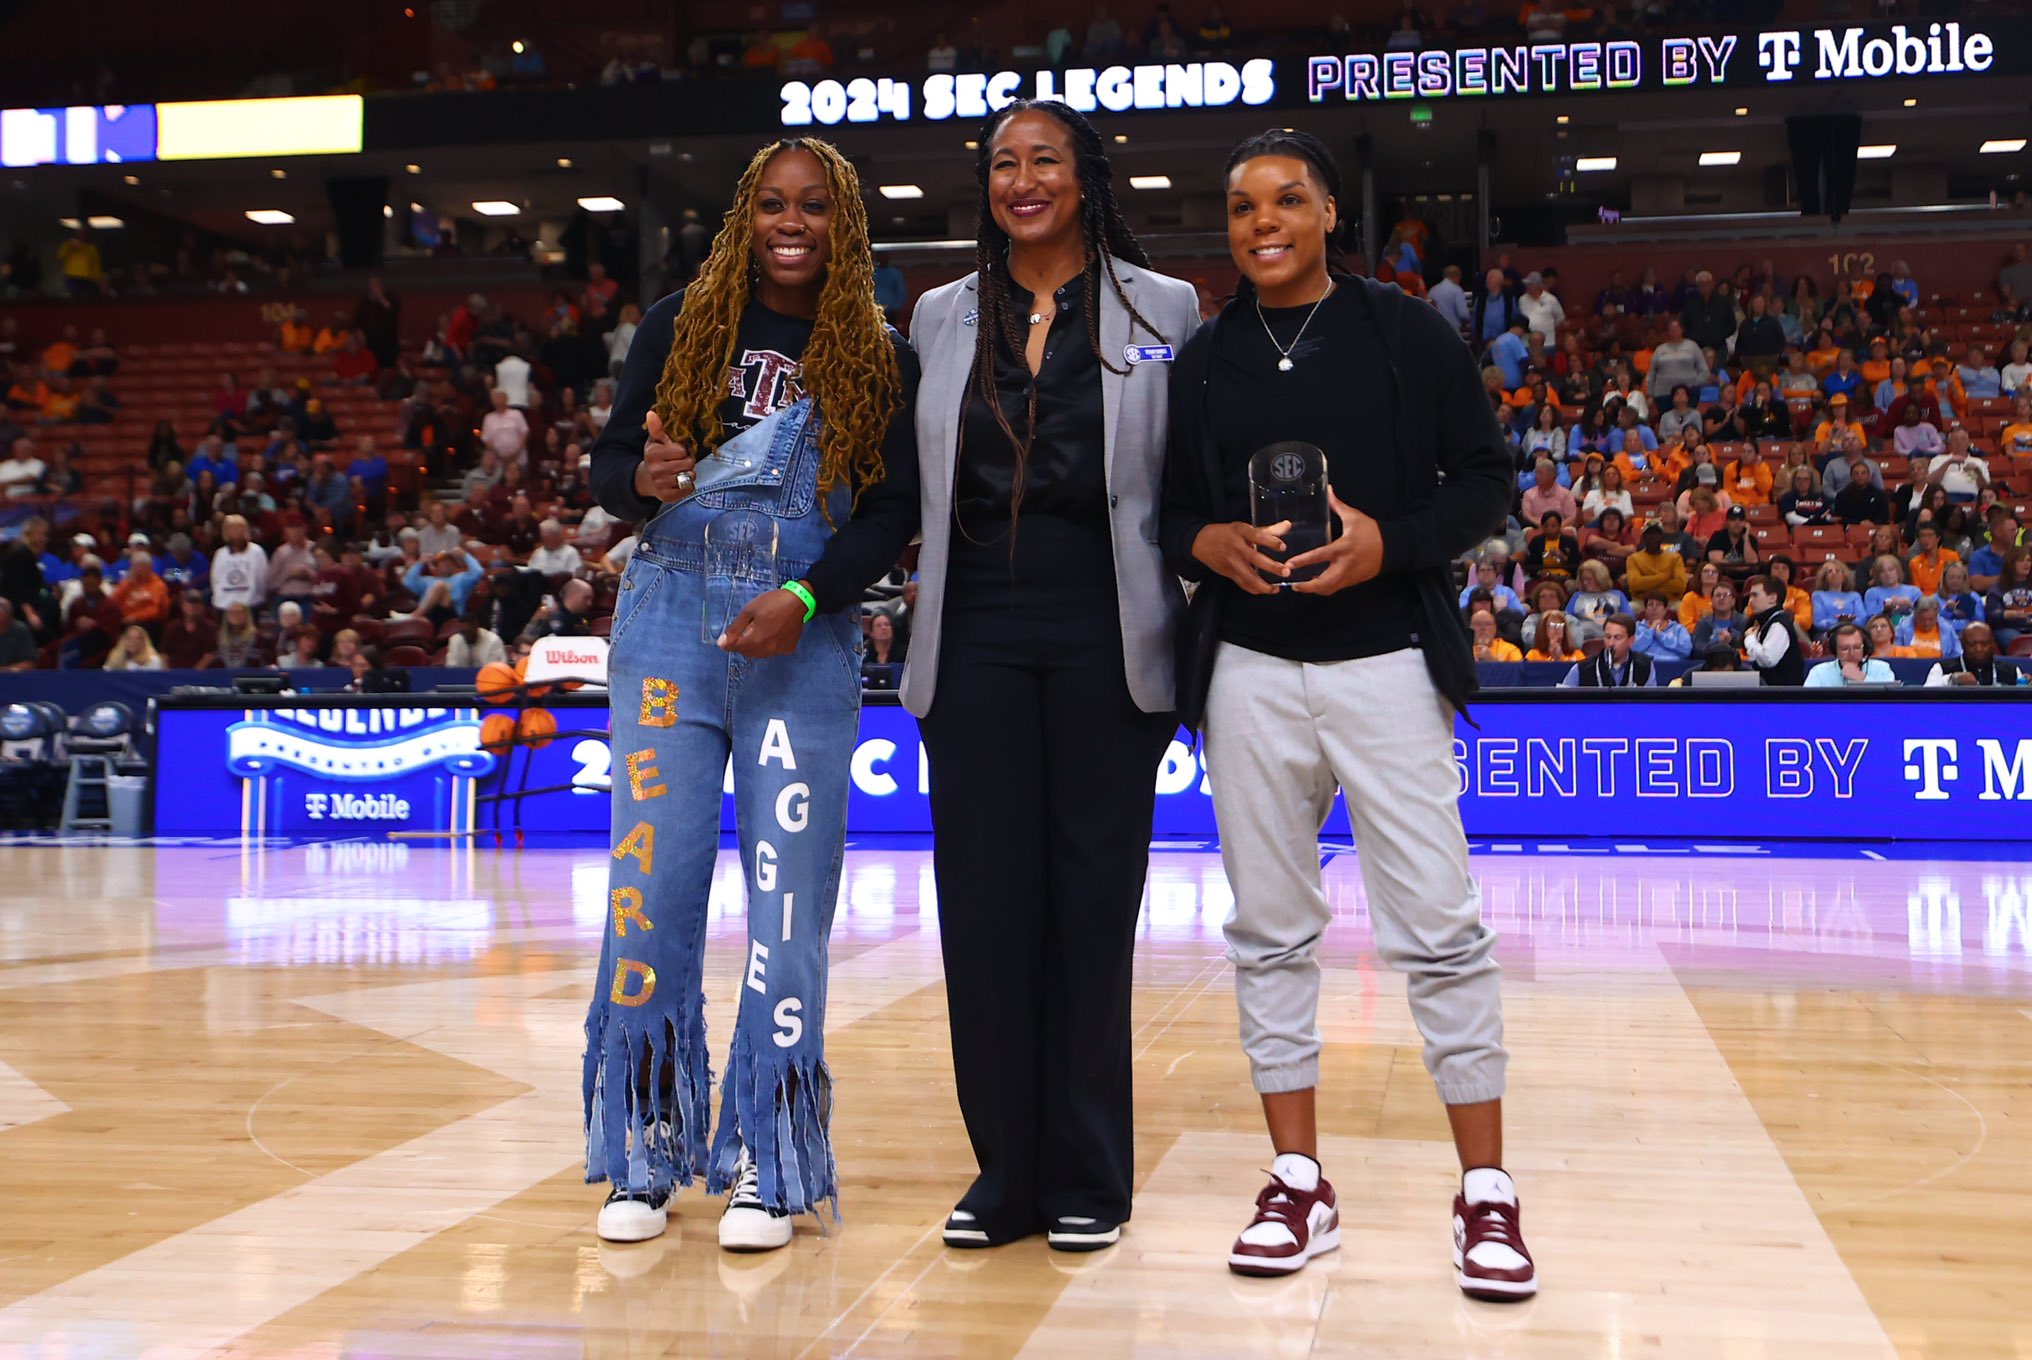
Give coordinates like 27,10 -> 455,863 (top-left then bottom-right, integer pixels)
1204,643 -> 1507,1105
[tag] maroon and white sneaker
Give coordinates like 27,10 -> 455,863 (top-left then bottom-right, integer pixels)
1228,1156 -> 1340,1277
1452,1167 -> 1536,1300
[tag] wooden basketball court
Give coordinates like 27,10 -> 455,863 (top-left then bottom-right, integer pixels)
0,840 -> 2024,1357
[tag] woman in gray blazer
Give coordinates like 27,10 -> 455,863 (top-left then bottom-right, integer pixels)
904,99 -> 1199,1253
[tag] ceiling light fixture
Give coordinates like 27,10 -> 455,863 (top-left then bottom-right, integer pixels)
1575,156 -> 1618,172
1981,139 -> 2027,154
1555,114 -> 1569,125
1129,175 -> 1172,190
878,184 -> 924,199
122,174 -> 139,186
577,196 -> 625,212
556,157 -> 572,169
1903,97 -> 1918,107
1698,151 -> 1742,166
405,163 -> 420,174
245,209 -> 294,225
270,168 -> 287,179
1733,106 -> 1748,116
471,200 -> 520,216
1856,144 -> 1897,160
58,215 -> 124,229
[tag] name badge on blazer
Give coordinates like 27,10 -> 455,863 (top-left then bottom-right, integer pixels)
1124,343 -> 1175,366
963,309 -> 979,327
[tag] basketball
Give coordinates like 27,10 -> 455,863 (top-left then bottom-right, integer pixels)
515,654 -> 552,700
476,661 -> 520,704
478,712 -> 516,754
515,707 -> 558,750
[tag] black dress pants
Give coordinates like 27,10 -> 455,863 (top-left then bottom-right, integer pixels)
918,516 -> 1176,1240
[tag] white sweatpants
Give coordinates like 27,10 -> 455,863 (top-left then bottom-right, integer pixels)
1204,643 -> 1507,1105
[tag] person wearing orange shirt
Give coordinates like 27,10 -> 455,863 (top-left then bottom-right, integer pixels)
2000,400 -> 2032,459
313,312 -> 352,354
1724,444 -> 1775,507
6,372 -> 49,413
109,548 -> 170,628
1524,610 -> 1585,663
1470,608 -> 1523,662
279,309 -> 315,354
1679,560 -> 1722,633
1867,613 -> 1916,659
1860,338 -> 1893,387
40,327 -> 79,377
1812,393 -> 1867,453
1900,597 -> 1956,659
38,377 -> 79,424
1905,523 -> 1960,596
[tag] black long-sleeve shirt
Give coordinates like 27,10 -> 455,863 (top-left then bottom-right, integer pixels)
589,291 -> 920,614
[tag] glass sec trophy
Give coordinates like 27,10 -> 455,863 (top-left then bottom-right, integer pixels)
703,509 -> 781,642
1248,442 -> 1331,587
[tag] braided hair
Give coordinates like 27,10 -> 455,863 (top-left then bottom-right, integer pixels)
966,99 -> 1167,530
650,137 -> 900,521
1223,128 -> 1349,302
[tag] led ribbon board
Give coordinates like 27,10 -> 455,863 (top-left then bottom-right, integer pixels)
1310,21 -> 1999,101
0,95 -> 361,167
781,59 -> 1276,126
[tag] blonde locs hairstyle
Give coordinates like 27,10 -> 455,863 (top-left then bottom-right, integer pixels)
649,137 -> 899,517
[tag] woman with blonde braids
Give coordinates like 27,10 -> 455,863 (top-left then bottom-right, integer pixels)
583,137 -> 919,1250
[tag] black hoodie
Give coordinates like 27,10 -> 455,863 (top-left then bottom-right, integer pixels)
1160,275 -> 1513,735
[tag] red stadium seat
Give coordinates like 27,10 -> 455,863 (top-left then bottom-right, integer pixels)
383,645 -> 431,667
1794,524 -> 1847,549
1745,504 -> 1780,526
382,618 -> 436,647
1750,525 -> 1788,549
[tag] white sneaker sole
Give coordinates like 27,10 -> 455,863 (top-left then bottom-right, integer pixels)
1046,1224 -> 1120,1252
720,1207 -> 793,1253
1453,1246 -> 1538,1299
1229,1224 -> 1341,1276
597,1201 -> 668,1243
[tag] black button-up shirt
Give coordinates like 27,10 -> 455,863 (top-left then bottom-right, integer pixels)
954,273 -> 1108,537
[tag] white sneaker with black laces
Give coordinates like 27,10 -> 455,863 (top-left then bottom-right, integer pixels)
719,1150 -> 794,1252
1046,1216 -> 1121,1252
597,1184 -> 671,1243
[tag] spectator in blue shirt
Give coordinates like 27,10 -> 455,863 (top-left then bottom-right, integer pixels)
1458,557 -> 1523,618
186,435 -> 236,489
304,453 -> 354,530
403,549 -> 485,626
1968,506 -> 2021,591
1957,344 -> 2002,401
1809,560 -> 1867,637
1632,592 -> 1692,661
1863,554 -> 1922,621
1490,318 -> 1530,389
1822,350 -> 1865,404
156,532 -> 209,593
347,436 -> 390,520
1935,561 -> 1985,632
1805,624 -> 1898,685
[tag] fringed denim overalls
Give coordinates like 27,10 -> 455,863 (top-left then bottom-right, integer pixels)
583,395 -> 862,1215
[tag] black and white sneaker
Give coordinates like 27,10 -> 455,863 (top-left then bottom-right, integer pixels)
719,1150 -> 793,1252
943,1207 -> 992,1249
597,1184 -> 672,1243
1046,1216 -> 1121,1252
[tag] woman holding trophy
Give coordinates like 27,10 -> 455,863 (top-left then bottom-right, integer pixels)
1158,129 -> 1532,1296
582,136 -> 920,1250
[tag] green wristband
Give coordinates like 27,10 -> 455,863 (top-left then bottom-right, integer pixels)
781,580 -> 818,622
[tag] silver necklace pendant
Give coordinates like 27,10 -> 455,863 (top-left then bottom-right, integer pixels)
1277,356 -> 1294,372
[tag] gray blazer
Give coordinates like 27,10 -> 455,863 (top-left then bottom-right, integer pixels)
900,261 -> 1201,718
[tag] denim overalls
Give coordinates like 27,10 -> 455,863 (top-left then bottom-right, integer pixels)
584,395 -> 862,1216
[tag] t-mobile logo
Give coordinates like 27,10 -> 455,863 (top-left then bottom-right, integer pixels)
1904,739 -> 1958,800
